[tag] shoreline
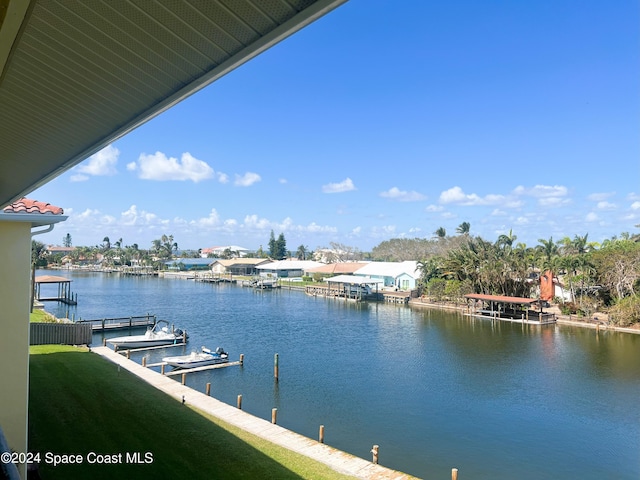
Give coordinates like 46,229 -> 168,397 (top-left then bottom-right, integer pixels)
408,298 -> 640,335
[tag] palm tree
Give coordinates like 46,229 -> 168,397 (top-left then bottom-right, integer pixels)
537,237 -> 558,270
434,227 -> 446,239
456,222 -> 470,236
295,245 -> 309,260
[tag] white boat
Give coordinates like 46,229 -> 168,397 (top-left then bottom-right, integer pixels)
163,346 -> 228,369
108,320 -> 186,349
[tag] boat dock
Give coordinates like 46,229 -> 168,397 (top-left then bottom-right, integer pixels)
77,314 -> 157,331
92,346 -> 418,479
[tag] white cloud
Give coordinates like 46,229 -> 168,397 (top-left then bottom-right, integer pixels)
596,201 -> 616,210
380,187 -> 426,202
234,172 -> 261,187
538,197 -> 571,207
70,174 -> 89,182
121,205 -> 160,226
133,151 -> 214,182
322,178 -> 356,193
425,204 -> 444,212
439,186 -> 504,206
588,192 -> 616,201
631,201 -> 640,210
491,209 -> 507,216
192,209 -> 221,227
74,144 -> 119,178
513,184 -> 568,198
585,212 -> 599,222
514,216 -> 529,225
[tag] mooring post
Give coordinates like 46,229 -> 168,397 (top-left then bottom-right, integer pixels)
239,353 -> 244,366
452,468 -> 458,480
274,353 -> 279,382
102,338 -> 106,347
142,357 -> 146,367
319,425 -> 325,443
237,394 -> 243,410
126,350 -> 130,359
371,445 -> 379,464
161,363 -> 165,375
205,383 -> 211,396
271,408 -> 277,424
181,373 -> 186,385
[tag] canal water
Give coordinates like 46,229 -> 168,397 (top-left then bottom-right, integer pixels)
40,271 -> 640,479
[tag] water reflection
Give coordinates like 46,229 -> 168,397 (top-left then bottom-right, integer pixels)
40,271 -> 640,479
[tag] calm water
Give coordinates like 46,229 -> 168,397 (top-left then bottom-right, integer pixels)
41,271 -> 640,479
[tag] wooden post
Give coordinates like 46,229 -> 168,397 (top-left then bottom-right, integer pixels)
205,383 -> 211,396
271,408 -> 277,424
319,425 -> 325,443
102,338 -> 106,347
181,373 -> 186,385
371,445 -> 379,464
161,363 -> 165,375
239,354 -> 244,366
142,357 -> 147,367
452,468 -> 458,480
237,394 -> 243,410
274,353 -> 279,382
126,350 -> 130,359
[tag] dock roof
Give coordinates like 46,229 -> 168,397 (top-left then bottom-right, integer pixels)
464,294 -> 539,304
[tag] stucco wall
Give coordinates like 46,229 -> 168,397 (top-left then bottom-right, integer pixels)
0,221 -> 31,475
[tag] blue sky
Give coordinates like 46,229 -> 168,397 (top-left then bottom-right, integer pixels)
33,0 -> 639,253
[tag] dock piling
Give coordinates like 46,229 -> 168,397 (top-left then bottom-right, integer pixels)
271,408 -> 277,424
319,425 -> 325,443
240,353 -> 244,366
452,468 -> 459,480
142,357 -> 146,367
161,363 -> 165,375
237,394 -> 243,410
205,382 -> 211,396
274,353 -> 279,382
181,373 -> 186,385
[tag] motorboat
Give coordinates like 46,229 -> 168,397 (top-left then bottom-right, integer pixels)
162,346 -> 229,369
108,320 -> 186,349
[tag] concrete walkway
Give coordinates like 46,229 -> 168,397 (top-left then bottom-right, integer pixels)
92,347 -> 418,480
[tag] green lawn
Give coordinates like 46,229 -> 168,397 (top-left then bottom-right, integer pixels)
29,345 -> 355,480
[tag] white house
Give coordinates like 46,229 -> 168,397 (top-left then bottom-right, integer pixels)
353,261 -> 420,291
256,259 -> 324,278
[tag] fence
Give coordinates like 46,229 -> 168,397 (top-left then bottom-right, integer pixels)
30,323 -> 92,346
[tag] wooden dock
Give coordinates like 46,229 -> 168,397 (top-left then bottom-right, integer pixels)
161,360 -> 242,376
77,314 -> 156,331
92,346 -> 418,479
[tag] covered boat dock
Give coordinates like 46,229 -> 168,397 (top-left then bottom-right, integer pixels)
464,294 -> 556,324
34,275 -> 77,305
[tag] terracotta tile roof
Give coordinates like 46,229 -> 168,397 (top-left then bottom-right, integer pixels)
4,198 -> 64,215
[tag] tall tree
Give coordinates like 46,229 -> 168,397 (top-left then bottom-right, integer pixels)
295,245 -> 309,260
275,233 -> 287,260
456,222 -> 471,236
434,227 -> 446,239
63,233 -> 72,247
268,230 -> 277,258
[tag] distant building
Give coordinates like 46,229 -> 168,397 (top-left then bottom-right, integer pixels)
256,259 -> 324,278
210,258 -> 270,276
352,261 -> 420,291
200,245 -> 250,258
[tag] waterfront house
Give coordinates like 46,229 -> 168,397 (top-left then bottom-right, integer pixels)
210,258 -> 271,276
353,261 -> 421,291
200,245 -> 250,258
0,2 -> 345,476
256,259 -> 325,278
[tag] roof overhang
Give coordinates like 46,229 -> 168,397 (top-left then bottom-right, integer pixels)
464,294 -> 540,305
0,211 -> 67,228
0,0 -> 347,207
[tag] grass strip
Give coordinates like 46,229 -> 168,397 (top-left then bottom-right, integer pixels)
29,345 -> 354,480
